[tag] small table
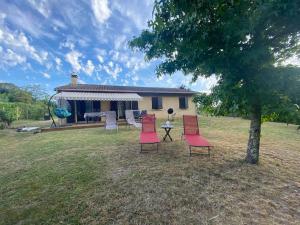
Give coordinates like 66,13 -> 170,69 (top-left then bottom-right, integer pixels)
161,124 -> 174,141
84,112 -> 106,123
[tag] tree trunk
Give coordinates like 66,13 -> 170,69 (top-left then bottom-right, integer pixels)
246,105 -> 262,164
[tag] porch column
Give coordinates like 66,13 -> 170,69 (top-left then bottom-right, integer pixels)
74,101 -> 78,123
117,101 -> 120,120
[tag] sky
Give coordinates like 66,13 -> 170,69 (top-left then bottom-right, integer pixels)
0,0 -> 218,94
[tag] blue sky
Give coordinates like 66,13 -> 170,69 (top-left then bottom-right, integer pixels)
0,0 -> 217,94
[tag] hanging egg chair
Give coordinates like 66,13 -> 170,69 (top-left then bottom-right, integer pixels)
48,93 -> 72,127
54,108 -> 71,119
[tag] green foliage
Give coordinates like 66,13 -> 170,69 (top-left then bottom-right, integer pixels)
193,93 -> 216,115
130,0 -> 300,162
0,102 -> 47,121
130,0 -> 300,113
0,83 -> 49,121
0,108 -> 17,127
0,83 -> 33,103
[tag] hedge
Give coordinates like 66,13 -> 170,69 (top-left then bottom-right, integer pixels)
0,102 -> 47,120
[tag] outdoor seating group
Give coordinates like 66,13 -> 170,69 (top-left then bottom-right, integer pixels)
139,114 -> 212,156
98,110 -> 212,156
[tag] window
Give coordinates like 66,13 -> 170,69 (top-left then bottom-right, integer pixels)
152,96 -> 163,109
93,101 -> 101,112
125,101 -> 138,110
179,96 -> 188,109
131,101 -> 138,110
85,101 -> 93,113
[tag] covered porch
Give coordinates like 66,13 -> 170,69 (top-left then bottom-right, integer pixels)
53,91 -> 142,124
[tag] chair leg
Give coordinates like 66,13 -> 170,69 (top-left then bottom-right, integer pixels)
140,144 -> 142,152
189,146 -> 192,156
208,147 -> 211,158
157,143 -> 158,152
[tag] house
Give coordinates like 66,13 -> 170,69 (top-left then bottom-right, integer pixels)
54,74 -> 197,123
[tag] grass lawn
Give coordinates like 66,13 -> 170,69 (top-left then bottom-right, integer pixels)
0,116 -> 299,225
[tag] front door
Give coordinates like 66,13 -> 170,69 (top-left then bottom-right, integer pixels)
110,101 -> 118,119
110,101 -> 126,119
117,101 -> 125,119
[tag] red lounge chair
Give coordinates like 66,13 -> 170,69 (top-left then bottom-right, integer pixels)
182,115 -> 212,156
140,114 -> 160,152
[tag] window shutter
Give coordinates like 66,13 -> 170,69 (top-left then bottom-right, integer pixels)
158,96 -> 162,109
152,97 -> 158,109
185,97 -> 188,108
179,96 -> 188,109
152,97 -> 162,109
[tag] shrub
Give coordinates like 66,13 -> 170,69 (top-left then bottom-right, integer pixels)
0,108 -> 17,127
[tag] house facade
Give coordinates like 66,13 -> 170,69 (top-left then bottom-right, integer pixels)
54,74 -> 197,123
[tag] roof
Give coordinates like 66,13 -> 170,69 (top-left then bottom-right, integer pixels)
55,84 -> 196,95
53,92 -> 142,101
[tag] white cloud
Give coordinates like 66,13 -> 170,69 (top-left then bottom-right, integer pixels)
91,0 -> 111,24
65,50 -> 82,72
114,35 -> 127,50
111,0 -> 153,29
0,15 -> 49,66
27,0 -> 51,18
65,50 -> 96,76
103,62 -> 122,80
132,75 -> 139,81
108,61 -> 114,67
0,48 -> 26,67
97,55 -> 104,63
52,19 -> 67,30
95,48 -> 107,56
55,57 -> 62,70
109,49 -> 149,72
42,72 -> 51,79
59,39 -> 75,50
0,2 -> 55,39
83,60 -> 95,76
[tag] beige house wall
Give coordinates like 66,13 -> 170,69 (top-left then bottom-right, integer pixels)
138,96 -> 196,119
101,101 -> 110,111
100,101 -> 111,121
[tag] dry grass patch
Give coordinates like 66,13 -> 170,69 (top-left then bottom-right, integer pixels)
0,116 -> 299,225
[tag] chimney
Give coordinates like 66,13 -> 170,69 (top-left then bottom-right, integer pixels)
71,73 -> 78,86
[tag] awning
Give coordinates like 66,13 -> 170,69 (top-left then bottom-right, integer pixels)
53,92 -> 143,101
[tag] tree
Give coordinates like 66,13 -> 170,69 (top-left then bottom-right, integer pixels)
130,0 -> 300,164
0,108 -> 17,127
23,85 -> 49,102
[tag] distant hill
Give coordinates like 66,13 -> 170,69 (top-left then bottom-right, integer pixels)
0,83 -> 19,94
0,83 -> 33,103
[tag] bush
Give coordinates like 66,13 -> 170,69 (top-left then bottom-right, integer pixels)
0,108 -> 17,127
0,102 -> 47,121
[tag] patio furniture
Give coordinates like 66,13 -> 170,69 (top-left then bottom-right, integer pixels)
182,115 -> 212,156
125,110 -> 142,128
104,111 -> 118,131
140,114 -> 160,152
133,110 -> 141,120
48,93 -> 72,128
84,112 -> 105,123
161,124 -> 174,141
140,110 -> 147,117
